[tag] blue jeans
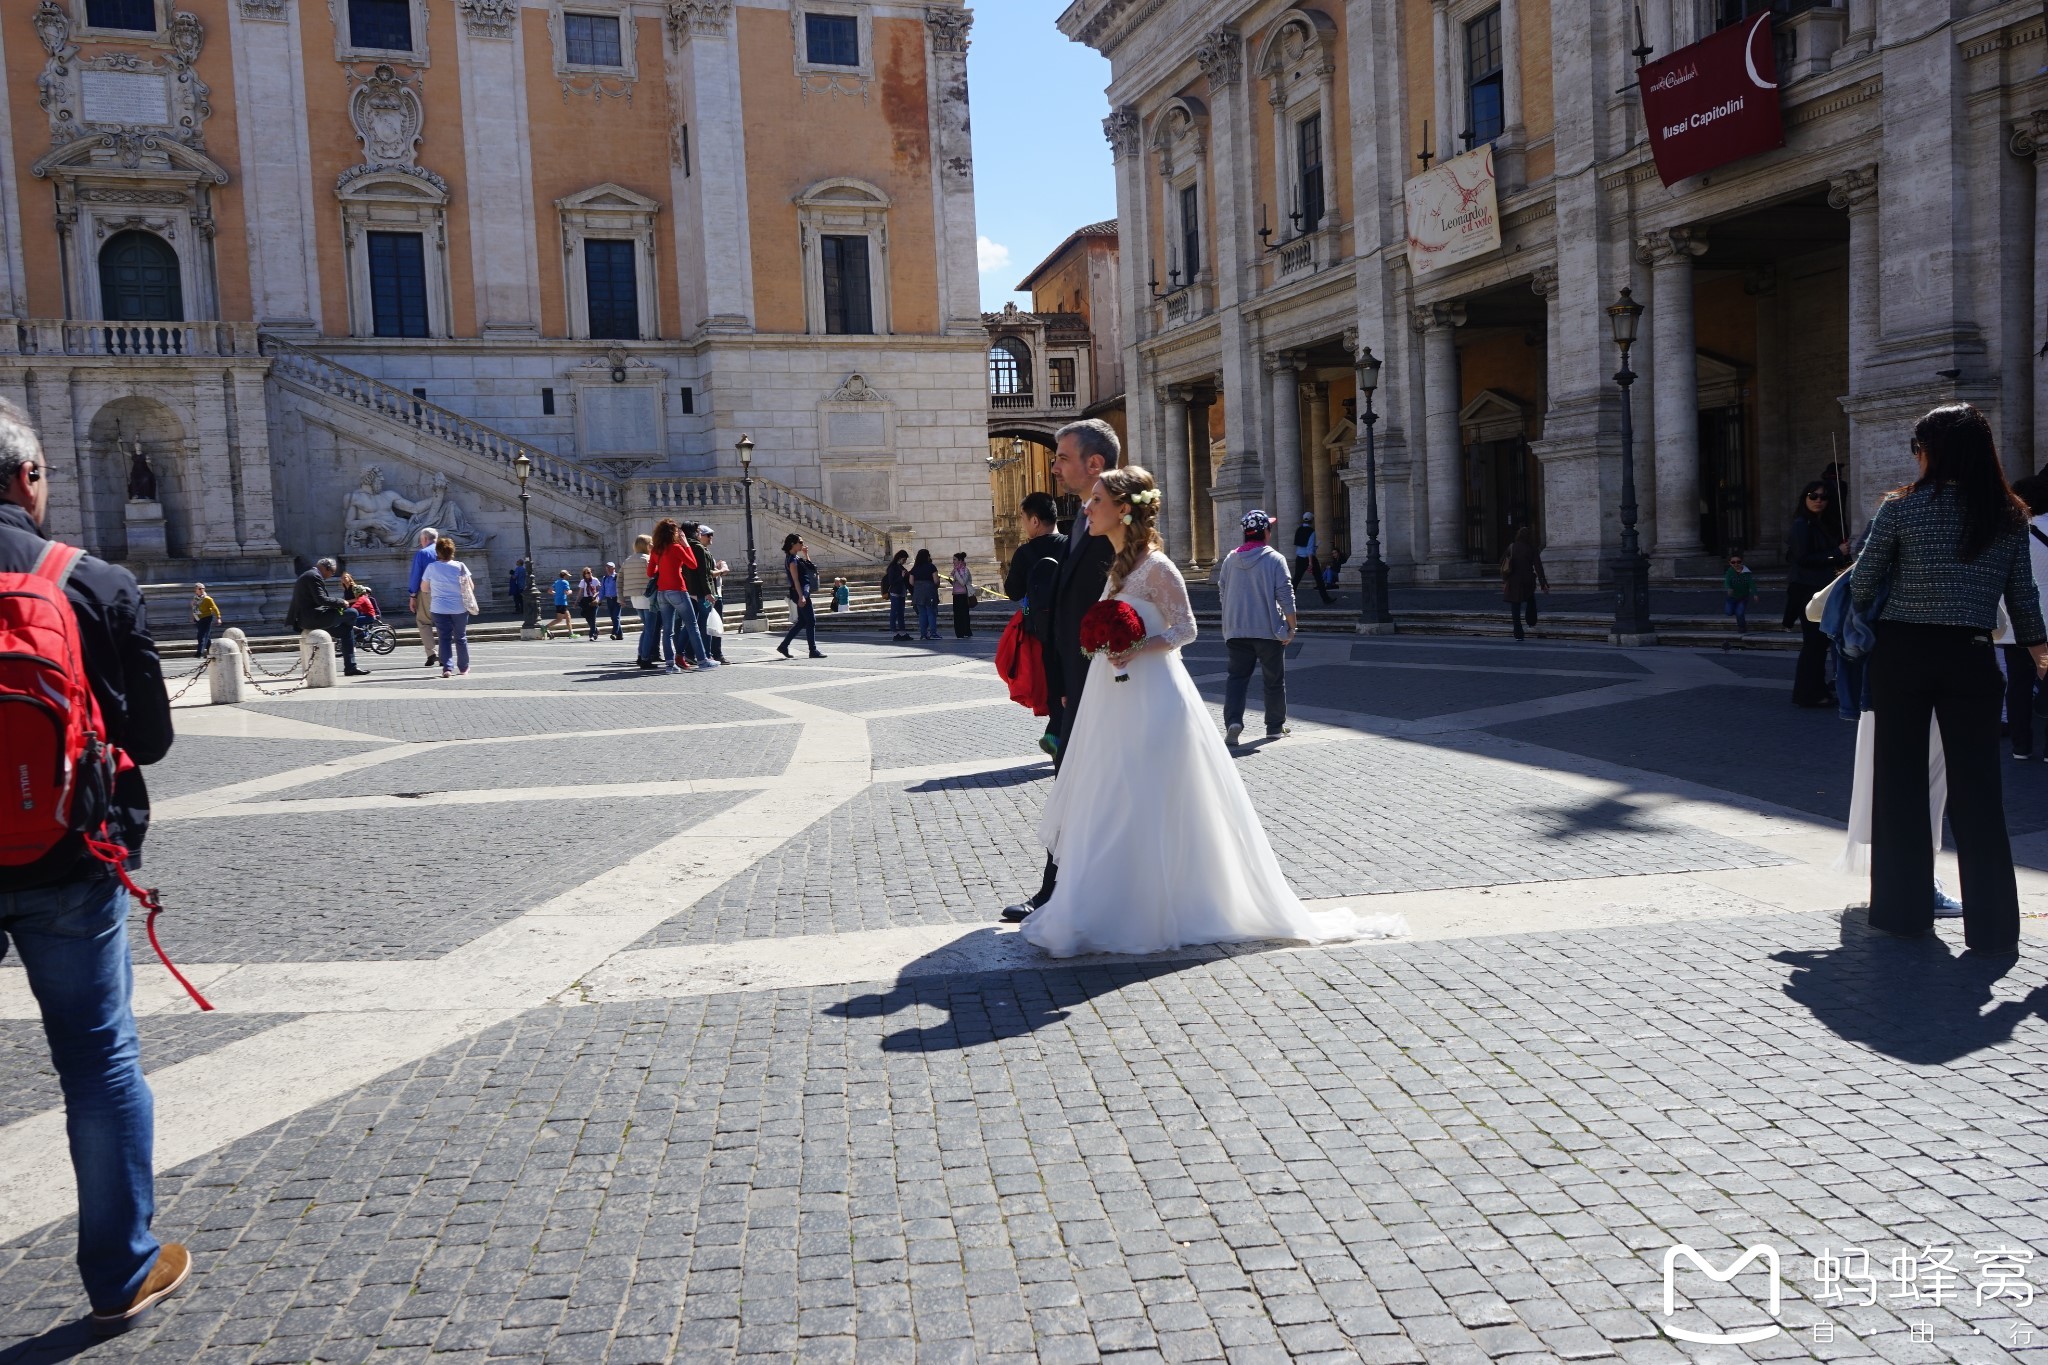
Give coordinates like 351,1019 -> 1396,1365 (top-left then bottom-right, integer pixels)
916,600 -> 940,639
781,597 -> 818,653
635,601 -> 658,662
889,595 -> 907,635
0,877 -> 160,1312
194,618 -> 214,657
432,612 -> 470,672
605,598 -> 622,637
657,589 -> 704,664
694,597 -> 724,662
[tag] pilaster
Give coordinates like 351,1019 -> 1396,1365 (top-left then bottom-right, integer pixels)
923,8 -> 981,337
668,2 -> 754,334
455,10 -> 543,335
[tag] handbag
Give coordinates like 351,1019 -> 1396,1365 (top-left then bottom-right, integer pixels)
705,605 -> 724,638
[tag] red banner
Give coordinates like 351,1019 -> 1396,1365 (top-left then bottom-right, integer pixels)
1638,15 -> 1784,186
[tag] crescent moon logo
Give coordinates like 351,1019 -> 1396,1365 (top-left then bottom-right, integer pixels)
1744,14 -> 1777,90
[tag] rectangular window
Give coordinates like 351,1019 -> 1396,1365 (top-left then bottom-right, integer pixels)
541,387 -> 556,416
366,231 -> 430,338
85,0 -> 157,31
1465,8 -> 1505,148
583,239 -> 641,340
679,386 -> 695,414
820,234 -> 873,334
1296,113 -> 1325,232
563,12 -> 623,67
1048,358 -> 1076,394
347,0 -> 413,52
805,12 -> 860,66
1179,184 -> 1202,280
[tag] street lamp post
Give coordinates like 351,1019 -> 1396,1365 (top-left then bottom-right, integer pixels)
1606,288 -> 1656,645
1353,346 -> 1394,634
513,451 -> 541,639
737,435 -> 763,621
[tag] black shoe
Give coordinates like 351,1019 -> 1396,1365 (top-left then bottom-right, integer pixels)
1963,945 -> 2020,960
776,645 -> 792,658
1000,902 -> 1035,923
424,655 -> 438,667
636,659 -> 658,670
345,666 -> 371,677
809,651 -> 827,659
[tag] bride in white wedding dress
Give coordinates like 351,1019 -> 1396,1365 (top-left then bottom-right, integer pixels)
1021,466 -> 1407,959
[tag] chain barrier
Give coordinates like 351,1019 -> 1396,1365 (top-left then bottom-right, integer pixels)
164,652 -> 211,704
240,646 -> 311,697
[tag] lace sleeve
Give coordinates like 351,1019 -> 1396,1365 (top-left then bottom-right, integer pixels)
1130,553 -> 1198,649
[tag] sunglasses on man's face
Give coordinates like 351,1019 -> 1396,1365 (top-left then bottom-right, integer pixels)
22,463 -> 40,484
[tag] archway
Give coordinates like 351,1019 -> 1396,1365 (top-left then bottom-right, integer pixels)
97,231 -> 184,323
85,396 -> 190,562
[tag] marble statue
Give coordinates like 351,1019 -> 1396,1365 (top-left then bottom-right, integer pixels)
124,440 -> 157,502
401,471 -> 491,549
342,465 -> 425,548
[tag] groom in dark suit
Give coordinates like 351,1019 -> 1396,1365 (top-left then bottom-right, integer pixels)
1002,418 -> 1120,923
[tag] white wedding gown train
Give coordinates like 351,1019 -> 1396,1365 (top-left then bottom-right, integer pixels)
1021,551 -> 1407,959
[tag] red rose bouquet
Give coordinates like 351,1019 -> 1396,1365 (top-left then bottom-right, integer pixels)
1079,599 -> 1147,682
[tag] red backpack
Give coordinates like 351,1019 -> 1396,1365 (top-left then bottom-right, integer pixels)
0,541 -> 115,866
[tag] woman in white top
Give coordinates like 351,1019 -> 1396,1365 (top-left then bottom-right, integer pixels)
420,536 -> 480,678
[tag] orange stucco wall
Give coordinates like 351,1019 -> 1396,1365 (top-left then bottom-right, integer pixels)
1403,0 -> 1436,185
5,4 -> 68,319
738,8 -> 940,336
1459,330 -> 1547,423
1519,0 -> 1555,159
1030,253 -> 1091,317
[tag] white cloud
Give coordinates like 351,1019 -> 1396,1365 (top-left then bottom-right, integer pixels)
977,236 -> 1012,273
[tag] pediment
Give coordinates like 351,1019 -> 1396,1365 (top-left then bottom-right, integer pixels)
32,130 -> 229,186
556,182 -> 662,213
336,163 -> 449,202
1324,416 -> 1355,449
1459,388 -> 1531,442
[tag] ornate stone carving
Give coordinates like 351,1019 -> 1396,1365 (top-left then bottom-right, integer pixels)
666,0 -> 733,39
1193,26 -> 1242,87
1827,166 -> 1878,214
923,7 -> 971,54
1102,106 -> 1141,159
1341,326 -> 1359,354
343,465 -> 492,550
169,11 -> 203,63
2013,112 -> 2048,159
34,1 -> 70,58
831,374 -> 888,403
458,0 -> 519,36
37,6 -> 212,150
237,0 -> 291,19
1635,226 -> 1708,268
348,65 -> 424,166
1412,302 -> 1466,331
1530,264 -> 1558,299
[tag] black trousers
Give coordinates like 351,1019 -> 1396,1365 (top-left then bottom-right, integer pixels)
1868,622 -> 2018,950
1031,661 -> 1088,909
1509,598 -> 1537,638
1794,619 -> 1832,706
1292,555 -> 1334,602
2003,644 -> 2042,756
953,597 -> 973,637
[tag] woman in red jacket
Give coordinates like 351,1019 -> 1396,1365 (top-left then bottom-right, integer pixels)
649,518 -> 707,673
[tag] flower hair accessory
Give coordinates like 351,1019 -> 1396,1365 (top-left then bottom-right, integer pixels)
1120,487 -> 1160,524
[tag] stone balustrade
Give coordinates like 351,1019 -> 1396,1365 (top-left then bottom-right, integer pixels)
3,319 -> 263,358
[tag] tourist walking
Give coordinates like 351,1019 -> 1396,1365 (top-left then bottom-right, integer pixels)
509,558 -> 529,617
1292,512 -> 1334,604
190,582 -> 220,657
950,552 -> 976,638
575,566 -> 602,640
1500,526 -> 1547,641
1724,552 -> 1756,632
600,562 -> 622,639
1005,492 -> 1068,607
1850,403 -> 2047,955
777,533 -> 825,659
0,398 -> 187,1331
883,549 -> 912,640
649,518 -> 705,673
406,526 -> 440,667
1215,509 -> 1297,745
1001,419 -> 1120,923
626,533 -> 659,669
677,527 -> 720,669
692,525 -> 727,664
548,570 -> 573,636
421,536 -> 479,677
910,548 -> 942,641
1788,480 -> 1851,705
288,558 -> 369,676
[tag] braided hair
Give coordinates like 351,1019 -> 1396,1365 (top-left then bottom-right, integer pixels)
1100,465 -> 1163,594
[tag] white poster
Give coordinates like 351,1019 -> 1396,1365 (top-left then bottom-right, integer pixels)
1403,145 -> 1502,278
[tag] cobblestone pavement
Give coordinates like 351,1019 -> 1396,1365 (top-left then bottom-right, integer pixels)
3,625 -> 2046,1364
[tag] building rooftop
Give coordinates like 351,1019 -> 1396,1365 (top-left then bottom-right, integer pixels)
1014,220 -> 1118,293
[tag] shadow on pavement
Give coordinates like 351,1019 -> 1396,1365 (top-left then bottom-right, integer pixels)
0,1314 -> 110,1364
1772,910 -> 2048,1064
905,762 -> 1050,793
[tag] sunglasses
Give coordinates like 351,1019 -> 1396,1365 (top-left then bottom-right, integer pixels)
22,462 -> 40,484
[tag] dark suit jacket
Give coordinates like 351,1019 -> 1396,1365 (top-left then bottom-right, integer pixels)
1045,527 -> 1114,734
288,568 -> 347,634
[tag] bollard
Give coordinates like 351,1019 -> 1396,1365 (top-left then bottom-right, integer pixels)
222,625 -> 248,650
302,630 -> 339,688
208,637 -> 248,704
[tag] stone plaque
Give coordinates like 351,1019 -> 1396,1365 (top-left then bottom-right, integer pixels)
82,71 -> 172,127
581,386 -> 659,454
827,468 -> 892,518
826,410 -> 886,451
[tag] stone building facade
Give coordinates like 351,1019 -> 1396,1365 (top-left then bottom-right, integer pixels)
1060,0 -> 2048,585
0,0 -> 989,613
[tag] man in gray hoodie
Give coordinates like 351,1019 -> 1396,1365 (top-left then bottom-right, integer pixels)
1215,509 -> 1298,746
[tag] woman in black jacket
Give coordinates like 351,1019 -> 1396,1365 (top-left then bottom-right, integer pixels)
882,550 -> 911,641
1787,481 -> 1850,706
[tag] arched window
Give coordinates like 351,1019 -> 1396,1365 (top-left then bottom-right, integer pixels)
98,231 -> 183,323
988,338 -> 1031,395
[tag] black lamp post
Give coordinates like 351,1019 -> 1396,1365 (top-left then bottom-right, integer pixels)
737,434 -> 763,621
1353,346 -> 1394,632
1606,287 -> 1655,644
513,451 -> 541,638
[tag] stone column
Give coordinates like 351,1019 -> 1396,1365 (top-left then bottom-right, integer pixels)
455,5 -> 542,334
1269,355 -> 1305,528
1829,167 -> 1883,515
1431,0 -> 1456,165
1640,226 -> 1707,561
188,377 -> 242,557
668,3 -> 755,332
229,365 -> 281,553
2013,116 -> 2048,474
1158,385 -> 1193,563
923,9 -> 982,336
1189,386 -> 1216,563
227,0 -> 320,330
1304,378 -> 1334,555
1415,304 -> 1466,563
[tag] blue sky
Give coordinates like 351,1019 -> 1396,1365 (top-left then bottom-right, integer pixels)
966,4 -> 1116,312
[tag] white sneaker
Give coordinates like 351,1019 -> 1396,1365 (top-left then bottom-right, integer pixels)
1933,879 -> 1964,918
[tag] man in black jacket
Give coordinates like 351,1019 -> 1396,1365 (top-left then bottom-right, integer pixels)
287,557 -> 369,676
0,399 -> 188,1330
1003,419 -> 1119,923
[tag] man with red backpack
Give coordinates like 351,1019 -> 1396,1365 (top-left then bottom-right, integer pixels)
0,398 -> 182,1332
